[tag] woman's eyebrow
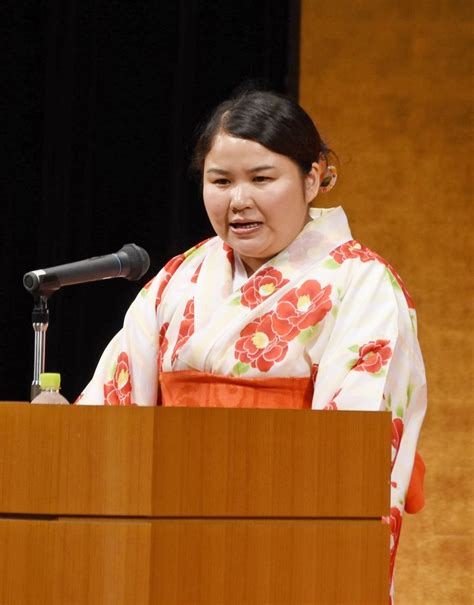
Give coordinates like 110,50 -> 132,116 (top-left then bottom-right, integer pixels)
206,167 -> 229,175
249,165 -> 274,172
206,165 -> 275,175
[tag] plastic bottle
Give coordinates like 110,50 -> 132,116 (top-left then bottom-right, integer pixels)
31,373 -> 70,404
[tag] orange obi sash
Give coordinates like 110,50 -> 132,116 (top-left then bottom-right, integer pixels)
159,371 -> 313,408
158,370 -> 425,512
405,451 -> 425,514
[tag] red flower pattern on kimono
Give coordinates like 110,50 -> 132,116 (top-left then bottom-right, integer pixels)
157,322 -> 170,372
172,300 -> 195,363
241,267 -> 289,309
223,242 -> 234,264
155,253 -> 186,310
391,417 -> 404,469
191,261 -> 203,284
353,339 -> 392,373
103,352 -> 132,405
330,240 -> 415,309
235,312 -> 289,372
271,280 -> 332,341
389,507 -> 403,581
155,239 -> 211,310
330,240 -> 374,264
323,388 -> 341,410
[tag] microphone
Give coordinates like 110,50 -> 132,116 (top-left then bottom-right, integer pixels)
23,243 -> 150,295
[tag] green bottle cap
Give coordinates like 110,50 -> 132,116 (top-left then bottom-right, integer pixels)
39,373 -> 61,390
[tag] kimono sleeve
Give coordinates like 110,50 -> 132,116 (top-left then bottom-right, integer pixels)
312,259 -> 427,508
77,272 -> 165,406
312,258 -> 426,588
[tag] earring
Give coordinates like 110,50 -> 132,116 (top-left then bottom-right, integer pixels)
320,165 -> 337,193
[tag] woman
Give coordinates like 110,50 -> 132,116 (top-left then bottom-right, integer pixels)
78,90 -> 426,598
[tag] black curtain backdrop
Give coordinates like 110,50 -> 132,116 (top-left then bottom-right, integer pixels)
2,0 -> 300,401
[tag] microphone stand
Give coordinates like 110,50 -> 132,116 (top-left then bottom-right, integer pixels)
23,242 -> 150,400
31,295 -> 49,401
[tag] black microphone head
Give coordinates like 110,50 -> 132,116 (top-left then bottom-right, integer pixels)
118,244 -> 150,281
23,272 -> 41,293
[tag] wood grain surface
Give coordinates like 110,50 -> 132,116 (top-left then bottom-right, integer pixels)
0,405 -> 390,518
149,519 -> 390,605
0,518 -> 389,605
151,407 -> 391,517
0,518 -> 151,605
0,405 -> 392,604
0,404 -> 154,516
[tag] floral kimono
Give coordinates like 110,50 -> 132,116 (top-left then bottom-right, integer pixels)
79,206 -> 427,597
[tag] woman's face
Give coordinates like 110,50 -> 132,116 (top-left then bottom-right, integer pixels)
203,132 -> 320,275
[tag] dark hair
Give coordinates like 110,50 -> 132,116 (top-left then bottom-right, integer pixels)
191,90 -> 330,177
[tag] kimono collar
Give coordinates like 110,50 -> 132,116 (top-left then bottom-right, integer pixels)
177,206 -> 353,373
232,206 -> 352,288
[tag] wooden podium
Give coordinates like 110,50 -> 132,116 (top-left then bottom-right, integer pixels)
0,404 -> 391,604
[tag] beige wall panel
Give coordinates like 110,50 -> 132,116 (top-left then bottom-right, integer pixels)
300,2 -> 473,603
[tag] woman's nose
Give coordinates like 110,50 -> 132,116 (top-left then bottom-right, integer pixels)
229,184 -> 252,211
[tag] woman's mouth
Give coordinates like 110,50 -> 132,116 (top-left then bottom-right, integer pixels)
230,221 -> 263,233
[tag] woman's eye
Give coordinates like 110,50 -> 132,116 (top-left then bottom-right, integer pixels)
253,175 -> 272,183
213,178 -> 230,185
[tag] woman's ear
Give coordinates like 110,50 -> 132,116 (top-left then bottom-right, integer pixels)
304,162 -> 321,204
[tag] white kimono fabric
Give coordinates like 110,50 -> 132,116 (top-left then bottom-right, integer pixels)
80,206 -> 427,591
